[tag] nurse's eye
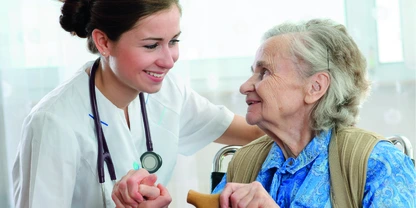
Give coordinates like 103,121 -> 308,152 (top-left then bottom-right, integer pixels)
144,43 -> 159,49
169,39 -> 180,46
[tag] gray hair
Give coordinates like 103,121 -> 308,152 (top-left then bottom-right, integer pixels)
262,19 -> 370,131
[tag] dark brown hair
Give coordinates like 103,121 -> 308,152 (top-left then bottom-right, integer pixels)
59,0 -> 181,53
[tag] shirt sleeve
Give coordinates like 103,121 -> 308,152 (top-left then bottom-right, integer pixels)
12,111 -> 80,208
212,173 -> 228,194
363,141 -> 416,207
177,84 -> 234,156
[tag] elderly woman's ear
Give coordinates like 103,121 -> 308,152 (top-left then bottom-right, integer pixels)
304,72 -> 330,104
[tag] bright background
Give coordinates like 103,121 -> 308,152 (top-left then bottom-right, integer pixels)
0,0 -> 415,207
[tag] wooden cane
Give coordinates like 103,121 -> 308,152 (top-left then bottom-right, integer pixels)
187,189 -> 220,208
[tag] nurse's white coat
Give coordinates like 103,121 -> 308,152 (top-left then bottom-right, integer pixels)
12,61 -> 233,208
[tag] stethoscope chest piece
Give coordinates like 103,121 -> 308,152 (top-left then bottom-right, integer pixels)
140,151 -> 162,173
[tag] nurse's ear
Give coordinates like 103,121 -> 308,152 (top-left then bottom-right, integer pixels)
92,29 -> 110,57
304,72 -> 330,104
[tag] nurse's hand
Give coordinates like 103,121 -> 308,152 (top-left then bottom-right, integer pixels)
112,169 -> 161,207
219,181 -> 280,208
135,183 -> 171,208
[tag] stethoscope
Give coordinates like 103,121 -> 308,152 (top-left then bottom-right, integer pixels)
89,58 -> 162,205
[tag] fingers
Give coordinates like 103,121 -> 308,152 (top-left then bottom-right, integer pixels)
138,174 -> 159,200
130,184 -> 171,208
157,184 -> 172,208
126,169 -> 150,201
111,169 -> 171,208
112,169 -> 151,207
113,181 -> 132,208
220,182 -> 278,208
139,184 -> 160,200
120,179 -> 141,206
246,198 -> 263,208
140,174 -> 157,186
112,191 -> 126,208
147,184 -> 172,207
230,186 -> 252,208
219,183 -> 245,208
157,183 -> 170,198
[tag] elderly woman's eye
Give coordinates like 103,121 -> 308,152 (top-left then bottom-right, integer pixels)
260,69 -> 270,79
258,71 -> 265,79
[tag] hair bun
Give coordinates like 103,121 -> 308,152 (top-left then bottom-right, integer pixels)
59,0 -> 91,38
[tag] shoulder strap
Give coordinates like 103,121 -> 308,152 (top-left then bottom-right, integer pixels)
226,135 -> 274,183
329,127 -> 382,208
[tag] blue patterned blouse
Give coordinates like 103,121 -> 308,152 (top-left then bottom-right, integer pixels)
212,130 -> 416,207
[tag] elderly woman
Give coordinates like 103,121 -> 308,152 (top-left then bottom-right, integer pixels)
212,19 -> 416,207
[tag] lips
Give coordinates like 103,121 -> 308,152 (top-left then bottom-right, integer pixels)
145,70 -> 164,78
246,100 -> 261,105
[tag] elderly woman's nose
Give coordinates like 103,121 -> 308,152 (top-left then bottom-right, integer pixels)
240,78 -> 255,95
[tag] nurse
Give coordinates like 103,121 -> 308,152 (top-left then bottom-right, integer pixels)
12,0 -> 264,207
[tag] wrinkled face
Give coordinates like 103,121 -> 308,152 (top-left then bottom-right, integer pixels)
107,6 -> 181,93
239,36 -> 308,129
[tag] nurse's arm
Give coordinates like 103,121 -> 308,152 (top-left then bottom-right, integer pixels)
214,115 -> 264,145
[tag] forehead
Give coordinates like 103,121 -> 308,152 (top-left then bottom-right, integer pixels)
126,6 -> 181,38
257,36 -> 290,59
253,35 -> 291,68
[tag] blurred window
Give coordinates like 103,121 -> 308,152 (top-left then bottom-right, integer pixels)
375,0 -> 404,63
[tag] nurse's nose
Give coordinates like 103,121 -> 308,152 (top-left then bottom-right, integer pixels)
240,76 -> 255,95
156,46 -> 175,69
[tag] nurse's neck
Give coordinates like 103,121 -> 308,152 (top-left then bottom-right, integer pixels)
91,61 -> 137,114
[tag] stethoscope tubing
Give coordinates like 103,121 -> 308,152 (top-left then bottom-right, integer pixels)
139,93 -> 153,152
89,58 -> 161,184
89,58 -> 117,183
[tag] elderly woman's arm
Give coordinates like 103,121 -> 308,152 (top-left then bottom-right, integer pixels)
363,141 -> 416,207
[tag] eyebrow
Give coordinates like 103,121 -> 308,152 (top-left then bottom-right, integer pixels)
141,31 -> 182,41
251,60 -> 269,72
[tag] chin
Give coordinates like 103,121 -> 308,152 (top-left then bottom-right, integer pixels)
147,88 -> 162,94
143,84 -> 163,94
245,115 -> 259,126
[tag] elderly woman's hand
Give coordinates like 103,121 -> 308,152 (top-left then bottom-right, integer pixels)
111,169 -> 171,208
219,181 -> 280,208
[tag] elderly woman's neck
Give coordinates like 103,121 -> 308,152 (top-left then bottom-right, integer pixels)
271,125 -> 314,159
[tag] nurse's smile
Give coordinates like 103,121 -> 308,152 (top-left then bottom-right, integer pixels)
144,70 -> 166,83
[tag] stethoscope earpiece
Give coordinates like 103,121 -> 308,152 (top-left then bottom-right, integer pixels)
140,151 -> 163,173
